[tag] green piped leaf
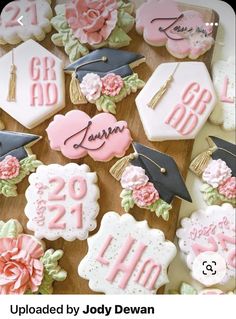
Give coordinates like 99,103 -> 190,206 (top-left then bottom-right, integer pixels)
149,199 -> 172,221
117,11 -> 135,33
108,26 -> 132,48
180,282 -> 198,295
117,0 -> 134,14
96,96 -> 117,114
0,220 -> 22,238
120,189 -> 135,213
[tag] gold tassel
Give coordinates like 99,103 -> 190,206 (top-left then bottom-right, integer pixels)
69,72 -> 87,105
148,74 -> 173,109
7,64 -> 17,102
109,153 -> 137,181
189,147 -> 216,176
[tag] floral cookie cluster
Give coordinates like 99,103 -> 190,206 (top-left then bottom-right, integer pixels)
0,219 -> 67,295
79,72 -> 144,113
120,165 -> 172,221
200,159 -> 236,206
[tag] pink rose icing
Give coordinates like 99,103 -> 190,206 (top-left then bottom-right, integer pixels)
101,73 -> 124,96
0,235 -> 44,295
121,165 -> 149,190
133,182 -> 159,207
0,156 -> 20,180
80,73 -> 102,102
66,0 -> 118,45
202,159 -> 232,188
218,177 -> 236,199
136,0 -> 213,59
46,110 -> 132,162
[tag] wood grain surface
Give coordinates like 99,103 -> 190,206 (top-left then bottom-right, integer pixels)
0,1 -> 218,294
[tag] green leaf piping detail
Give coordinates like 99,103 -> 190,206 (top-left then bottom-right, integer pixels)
0,219 -> 23,238
201,183 -> 236,206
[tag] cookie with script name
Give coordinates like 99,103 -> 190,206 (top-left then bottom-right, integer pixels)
78,212 -> 177,294
136,0 -> 214,59
46,110 -> 132,162
25,163 -> 100,241
0,0 -> 52,45
176,204 -> 236,285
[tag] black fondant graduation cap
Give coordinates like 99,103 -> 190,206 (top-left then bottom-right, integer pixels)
0,131 -> 41,161
131,143 -> 192,204
64,48 -> 145,81
209,136 -> 236,176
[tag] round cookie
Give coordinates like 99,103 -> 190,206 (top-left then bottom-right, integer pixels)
25,163 -> 100,241
0,0 -> 52,45
78,212 -> 177,294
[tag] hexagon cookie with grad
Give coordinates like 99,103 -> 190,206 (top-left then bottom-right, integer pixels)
135,62 -> 216,141
0,39 -> 65,129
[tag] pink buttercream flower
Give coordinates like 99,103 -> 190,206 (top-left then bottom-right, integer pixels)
0,235 -> 44,295
101,73 -> 124,96
66,0 -> 118,45
121,165 -> 149,190
133,182 -> 159,207
80,73 -> 102,102
0,156 -> 20,180
202,159 -> 232,188
218,177 -> 236,199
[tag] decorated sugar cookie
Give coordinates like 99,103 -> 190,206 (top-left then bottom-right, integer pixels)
51,1 -> 135,62
78,212 -> 176,294
168,282 -> 235,295
136,0 -> 214,59
0,219 -> 67,295
209,57 -> 235,131
176,204 -> 236,285
0,130 -> 42,197
46,110 -> 132,162
190,136 -> 236,206
25,163 -> 100,241
64,48 -> 145,112
0,40 -> 65,129
0,0 -> 52,45
135,62 -> 216,141
110,143 -> 192,221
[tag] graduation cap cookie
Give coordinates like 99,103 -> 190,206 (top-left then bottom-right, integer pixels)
0,130 -> 42,197
64,48 -> 145,113
110,142 -> 191,221
51,1 -> 135,62
190,136 -> 236,206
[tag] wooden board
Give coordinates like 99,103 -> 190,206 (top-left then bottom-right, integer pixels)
0,1 -> 218,294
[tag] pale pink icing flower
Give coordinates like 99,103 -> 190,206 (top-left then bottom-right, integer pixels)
121,165 -> 149,190
218,177 -> 236,199
66,0 -> 118,45
101,73 -> 124,96
133,182 -> 159,207
80,73 -> 102,102
202,159 -> 232,188
0,156 -> 20,180
0,235 -> 44,295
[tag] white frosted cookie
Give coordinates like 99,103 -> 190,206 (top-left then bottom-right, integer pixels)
209,57 -> 235,131
25,163 -> 100,241
135,62 -> 216,141
78,212 -> 176,294
0,0 -> 52,45
176,204 -> 236,284
0,40 -> 65,129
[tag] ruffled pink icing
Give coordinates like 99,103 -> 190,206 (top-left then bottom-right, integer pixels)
218,177 -> 236,199
0,235 -> 44,295
101,73 -> 124,96
80,73 -> 102,102
121,165 -> 149,190
0,156 -> 20,180
133,182 -> 159,207
202,159 -> 232,188
66,0 -> 118,45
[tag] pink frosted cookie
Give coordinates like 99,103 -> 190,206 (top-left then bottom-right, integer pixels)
176,204 -> 236,285
0,0 -> 52,45
25,163 -> 100,241
136,0 -> 214,59
78,212 -> 176,294
0,219 -> 67,295
46,110 -> 132,161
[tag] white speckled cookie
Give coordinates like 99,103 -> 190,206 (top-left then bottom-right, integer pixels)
209,57 -> 235,131
0,0 -> 52,45
78,212 -> 176,294
25,163 -> 100,241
